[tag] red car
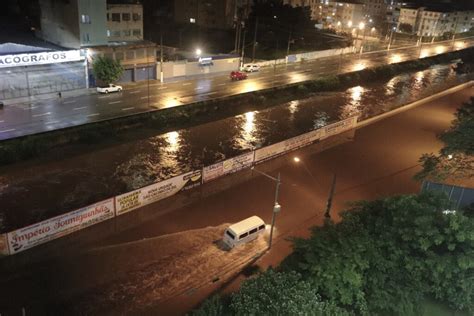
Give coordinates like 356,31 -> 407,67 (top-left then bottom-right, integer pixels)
230,71 -> 248,81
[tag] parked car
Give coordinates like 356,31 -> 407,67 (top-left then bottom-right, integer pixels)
242,64 -> 260,72
230,71 -> 248,81
96,84 -> 123,94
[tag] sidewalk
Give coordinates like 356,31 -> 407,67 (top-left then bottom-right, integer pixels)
2,88 -> 97,106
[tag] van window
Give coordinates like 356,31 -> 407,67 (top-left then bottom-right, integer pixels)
239,232 -> 249,239
259,225 -> 265,230
226,230 -> 235,240
249,228 -> 258,234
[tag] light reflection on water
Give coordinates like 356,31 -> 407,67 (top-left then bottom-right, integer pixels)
0,63 -> 470,232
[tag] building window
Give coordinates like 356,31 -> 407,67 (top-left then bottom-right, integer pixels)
81,14 -> 91,24
107,30 -> 111,37
122,13 -> 130,21
107,13 -> 110,21
123,29 -> 131,36
112,13 -> 120,22
133,29 -> 141,36
190,17 -> 196,23
133,13 -> 141,21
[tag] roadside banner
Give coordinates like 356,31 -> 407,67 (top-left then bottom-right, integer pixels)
7,198 -> 114,254
0,234 -> 9,256
115,170 -> 202,216
255,128 -> 324,163
322,116 -> 358,139
203,152 -> 254,183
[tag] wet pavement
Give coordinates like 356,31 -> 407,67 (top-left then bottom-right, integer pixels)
0,38 -> 472,140
0,63 -> 472,233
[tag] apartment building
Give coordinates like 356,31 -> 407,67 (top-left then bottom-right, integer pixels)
174,0 -> 237,29
107,3 -> 144,41
399,6 -> 474,36
38,0 -> 108,49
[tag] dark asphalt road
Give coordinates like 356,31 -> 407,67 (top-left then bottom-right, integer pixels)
0,38 -> 472,140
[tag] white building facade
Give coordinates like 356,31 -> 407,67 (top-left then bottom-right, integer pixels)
106,4 -> 144,42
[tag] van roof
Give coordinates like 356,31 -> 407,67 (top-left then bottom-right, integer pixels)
228,216 -> 265,235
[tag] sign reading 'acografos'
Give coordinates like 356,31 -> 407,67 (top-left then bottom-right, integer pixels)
0,50 -> 84,68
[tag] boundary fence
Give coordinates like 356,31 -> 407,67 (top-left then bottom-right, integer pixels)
0,116 -> 357,256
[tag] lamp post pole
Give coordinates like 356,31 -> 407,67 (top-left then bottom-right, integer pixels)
251,167 -> 281,249
268,172 -> 281,249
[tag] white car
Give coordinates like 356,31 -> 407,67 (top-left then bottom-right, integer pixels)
243,64 -> 261,72
96,84 -> 122,94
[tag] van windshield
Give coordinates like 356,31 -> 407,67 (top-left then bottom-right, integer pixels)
226,230 -> 235,240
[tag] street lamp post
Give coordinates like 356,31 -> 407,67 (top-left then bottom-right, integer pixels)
251,167 -> 281,249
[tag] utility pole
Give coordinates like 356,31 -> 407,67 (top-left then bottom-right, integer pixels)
324,174 -> 337,219
286,28 -> 292,59
387,28 -> 394,51
160,30 -> 164,83
241,27 -> 247,68
268,172 -> 281,250
252,17 -> 258,61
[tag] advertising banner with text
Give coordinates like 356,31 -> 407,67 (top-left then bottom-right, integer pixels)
115,170 -> 202,216
322,117 -> 358,139
255,128 -> 324,163
7,199 -> 114,254
203,152 -> 254,183
0,234 -> 9,256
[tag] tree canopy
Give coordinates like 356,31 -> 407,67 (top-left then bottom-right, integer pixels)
415,96 -> 474,181
194,193 -> 474,315
92,56 -> 124,85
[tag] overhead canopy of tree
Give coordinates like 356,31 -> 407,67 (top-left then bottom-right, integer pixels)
92,56 -> 124,85
415,96 -> 474,181
282,192 -> 474,314
230,270 -> 349,316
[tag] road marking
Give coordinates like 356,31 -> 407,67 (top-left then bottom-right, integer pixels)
32,112 -> 51,117
129,90 -> 141,94
109,101 -> 122,104
0,120 -> 4,123
23,105 -> 38,110
63,100 -> 76,104
183,82 -> 192,86
202,92 -> 217,96
0,128 -> 15,133
73,106 -> 87,110
157,86 -> 168,90
195,87 -> 203,90
46,120 -> 60,125
140,96 -> 148,99
121,107 -> 135,111
87,113 -> 100,117
217,83 -> 226,86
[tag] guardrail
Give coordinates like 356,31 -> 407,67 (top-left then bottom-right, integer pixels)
0,117 -> 358,256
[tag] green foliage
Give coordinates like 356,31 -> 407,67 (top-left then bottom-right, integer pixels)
191,295 -> 226,316
92,56 -> 124,85
415,97 -> 474,181
230,270 -> 351,316
283,193 -> 474,315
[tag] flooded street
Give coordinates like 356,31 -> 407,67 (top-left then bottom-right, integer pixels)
0,63 -> 471,232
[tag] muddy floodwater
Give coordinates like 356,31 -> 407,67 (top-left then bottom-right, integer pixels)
0,64 -> 472,232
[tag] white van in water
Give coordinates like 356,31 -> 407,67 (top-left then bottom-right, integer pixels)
223,216 -> 266,249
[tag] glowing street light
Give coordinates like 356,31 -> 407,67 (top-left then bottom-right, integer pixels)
347,20 -> 353,27
195,48 -> 202,56
359,22 -> 365,30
